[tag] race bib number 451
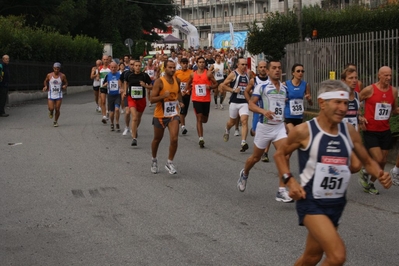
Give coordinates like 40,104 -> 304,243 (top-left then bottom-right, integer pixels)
312,162 -> 350,199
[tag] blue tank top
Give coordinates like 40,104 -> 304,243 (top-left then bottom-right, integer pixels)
229,71 -> 249,104
284,80 -> 307,119
343,92 -> 360,130
298,118 -> 353,205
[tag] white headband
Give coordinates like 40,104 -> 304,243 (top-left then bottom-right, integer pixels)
318,91 -> 349,100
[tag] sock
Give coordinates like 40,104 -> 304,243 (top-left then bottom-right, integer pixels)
279,187 -> 286,192
199,137 -> 204,141
225,128 -> 229,134
394,166 -> 399,174
241,140 -> 246,145
167,159 -> 173,164
182,125 -> 185,129
152,157 -> 157,162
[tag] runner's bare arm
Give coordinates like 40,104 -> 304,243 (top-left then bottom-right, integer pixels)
220,72 -> 236,93
274,123 -> 309,200
185,73 -> 194,93
150,79 -> 168,103
43,74 -> 50,91
208,73 -> 218,90
244,78 -> 255,102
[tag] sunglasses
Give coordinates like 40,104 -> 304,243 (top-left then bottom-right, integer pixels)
296,70 -> 305,73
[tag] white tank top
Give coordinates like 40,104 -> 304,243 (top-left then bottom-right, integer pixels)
213,62 -> 224,81
48,75 -> 63,100
93,68 -> 100,87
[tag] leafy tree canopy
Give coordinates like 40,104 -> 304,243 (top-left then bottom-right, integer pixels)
0,0 -> 178,56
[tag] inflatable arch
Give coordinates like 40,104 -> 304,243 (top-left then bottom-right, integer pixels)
166,16 -> 199,48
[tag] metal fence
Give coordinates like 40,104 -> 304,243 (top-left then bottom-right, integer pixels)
8,61 -> 93,91
284,29 -> 399,111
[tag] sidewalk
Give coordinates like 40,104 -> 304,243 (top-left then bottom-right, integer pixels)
8,85 -> 92,105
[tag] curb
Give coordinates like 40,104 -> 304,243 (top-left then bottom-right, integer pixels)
8,85 -> 92,104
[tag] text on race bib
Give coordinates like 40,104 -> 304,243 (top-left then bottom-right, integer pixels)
195,84 -> 207,96
109,80 -> 118,91
180,82 -> 187,92
130,86 -> 143,99
289,99 -> 304,115
164,101 -> 179,117
236,86 -> 246,99
312,160 -> 350,199
374,103 -> 391,120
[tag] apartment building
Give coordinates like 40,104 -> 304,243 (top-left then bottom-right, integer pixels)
178,0 -> 320,47
178,0 -> 389,47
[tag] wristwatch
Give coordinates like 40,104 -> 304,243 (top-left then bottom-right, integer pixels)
282,173 -> 293,185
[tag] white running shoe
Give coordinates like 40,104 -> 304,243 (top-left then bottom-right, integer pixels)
122,127 -> 129,136
214,104 -> 218,109
389,168 -> 399,186
220,104 -> 224,109
234,129 -> 240,136
237,169 -> 248,192
165,162 -> 177,174
275,190 -> 294,203
151,160 -> 158,174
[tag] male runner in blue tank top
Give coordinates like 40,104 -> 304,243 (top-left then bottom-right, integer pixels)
274,79 -> 392,266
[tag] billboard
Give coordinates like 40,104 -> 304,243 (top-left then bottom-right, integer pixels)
213,31 -> 248,49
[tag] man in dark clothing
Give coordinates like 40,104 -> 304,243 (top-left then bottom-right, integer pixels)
0,55 -> 10,117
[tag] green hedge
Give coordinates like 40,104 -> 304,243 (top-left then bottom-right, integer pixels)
0,16 -> 103,63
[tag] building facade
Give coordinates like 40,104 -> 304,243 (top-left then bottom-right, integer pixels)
178,0 -> 390,47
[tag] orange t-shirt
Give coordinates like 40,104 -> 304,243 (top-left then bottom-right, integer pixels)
175,69 -> 192,95
154,76 -> 180,118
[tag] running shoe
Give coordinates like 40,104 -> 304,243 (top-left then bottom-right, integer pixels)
214,104 -> 218,109
149,103 -> 152,107
240,142 -> 249,152
275,190 -> 294,203
101,116 -> 107,124
364,182 -> 380,195
358,169 -> 369,189
223,133 -> 229,142
151,160 -> 158,174
199,139 -> 205,148
165,162 -> 177,174
110,124 -> 114,131
220,104 -> 224,109
116,124 -> 120,132
182,127 -> 188,135
389,168 -> 399,186
234,129 -> 240,136
48,111 -> 53,119
261,153 -> 269,162
97,106 -> 101,113
237,169 -> 248,192
120,109 -> 125,114
131,139 -> 137,146
122,127 -> 129,136
53,121 -> 58,127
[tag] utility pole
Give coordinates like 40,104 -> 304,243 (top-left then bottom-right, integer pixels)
284,0 -> 288,15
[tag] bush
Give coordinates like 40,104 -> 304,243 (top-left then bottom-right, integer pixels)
0,16 -> 103,63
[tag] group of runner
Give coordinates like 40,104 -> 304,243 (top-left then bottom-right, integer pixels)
42,49 -> 399,265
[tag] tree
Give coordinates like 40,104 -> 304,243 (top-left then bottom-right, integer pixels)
247,12 -> 299,61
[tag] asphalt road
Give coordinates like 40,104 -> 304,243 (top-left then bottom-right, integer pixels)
1,91 -> 398,266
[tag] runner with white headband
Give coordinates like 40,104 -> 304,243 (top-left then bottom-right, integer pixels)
274,79 -> 392,265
